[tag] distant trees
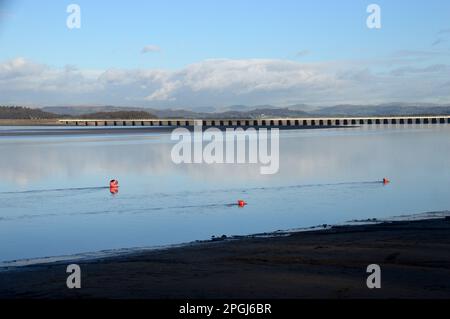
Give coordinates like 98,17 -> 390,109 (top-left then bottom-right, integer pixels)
79,111 -> 157,119
0,107 -> 157,120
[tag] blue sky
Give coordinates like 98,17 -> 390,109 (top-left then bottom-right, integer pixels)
1,0 -> 450,108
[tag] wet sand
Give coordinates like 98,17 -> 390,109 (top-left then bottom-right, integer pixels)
1,217 -> 450,299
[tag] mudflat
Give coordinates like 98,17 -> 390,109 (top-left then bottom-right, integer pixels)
1,217 -> 450,299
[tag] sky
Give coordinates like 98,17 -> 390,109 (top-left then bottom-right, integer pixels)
1,0 -> 450,109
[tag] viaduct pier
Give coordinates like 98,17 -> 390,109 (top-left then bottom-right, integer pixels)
60,115 -> 450,128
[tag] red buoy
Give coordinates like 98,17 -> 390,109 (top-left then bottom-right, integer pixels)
110,179 -> 119,194
110,179 -> 119,188
383,178 -> 390,185
237,200 -> 247,207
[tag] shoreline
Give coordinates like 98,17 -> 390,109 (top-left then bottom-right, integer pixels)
1,211 -> 450,298
0,119 -> 61,126
1,210 -> 448,271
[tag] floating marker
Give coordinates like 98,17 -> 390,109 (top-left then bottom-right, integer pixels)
110,179 -> 119,194
110,179 -> 119,188
237,200 -> 247,207
383,178 -> 390,185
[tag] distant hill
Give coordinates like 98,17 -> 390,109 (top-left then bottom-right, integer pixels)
314,104 -> 450,116
42,106 -> 146,116
0,106 -> 60,119
39,103 -> 450,118
213,108 -> 309,119
0,106 -> 157,120
148,107 -> 309,119
79,110 -> 157,119
43,105 -> 309,119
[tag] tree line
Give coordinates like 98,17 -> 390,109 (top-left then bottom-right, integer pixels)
0,106 -> 157,120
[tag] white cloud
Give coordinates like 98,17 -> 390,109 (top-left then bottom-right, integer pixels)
1,56 -> 450,108
141,45 -> 161,54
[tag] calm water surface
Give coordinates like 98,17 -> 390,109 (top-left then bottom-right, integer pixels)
1,125 -> 449,263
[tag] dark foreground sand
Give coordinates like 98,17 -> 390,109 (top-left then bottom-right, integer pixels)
1,217 -> 450,299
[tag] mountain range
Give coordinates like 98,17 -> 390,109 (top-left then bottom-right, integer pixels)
2,103 -> 450,120
41,103 -> 450,118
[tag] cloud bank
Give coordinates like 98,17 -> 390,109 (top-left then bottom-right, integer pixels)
1,56 -> 450,108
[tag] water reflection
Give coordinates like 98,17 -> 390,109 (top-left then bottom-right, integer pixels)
0,126 -> 448,186
0,125 -> 449,263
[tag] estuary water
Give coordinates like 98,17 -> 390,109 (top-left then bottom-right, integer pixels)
1,125 -> 449,264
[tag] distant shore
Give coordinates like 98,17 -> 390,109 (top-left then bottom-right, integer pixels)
0,119 -> 61,126
1,214 -> 449,299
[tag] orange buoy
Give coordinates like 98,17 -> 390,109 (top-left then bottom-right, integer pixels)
109,179 -> 119,194
110,179 -> 119,188
237,200 -> 247,207
383,178 -> 390,184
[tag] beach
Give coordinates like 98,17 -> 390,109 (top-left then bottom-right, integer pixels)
1,216 -> 450,299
